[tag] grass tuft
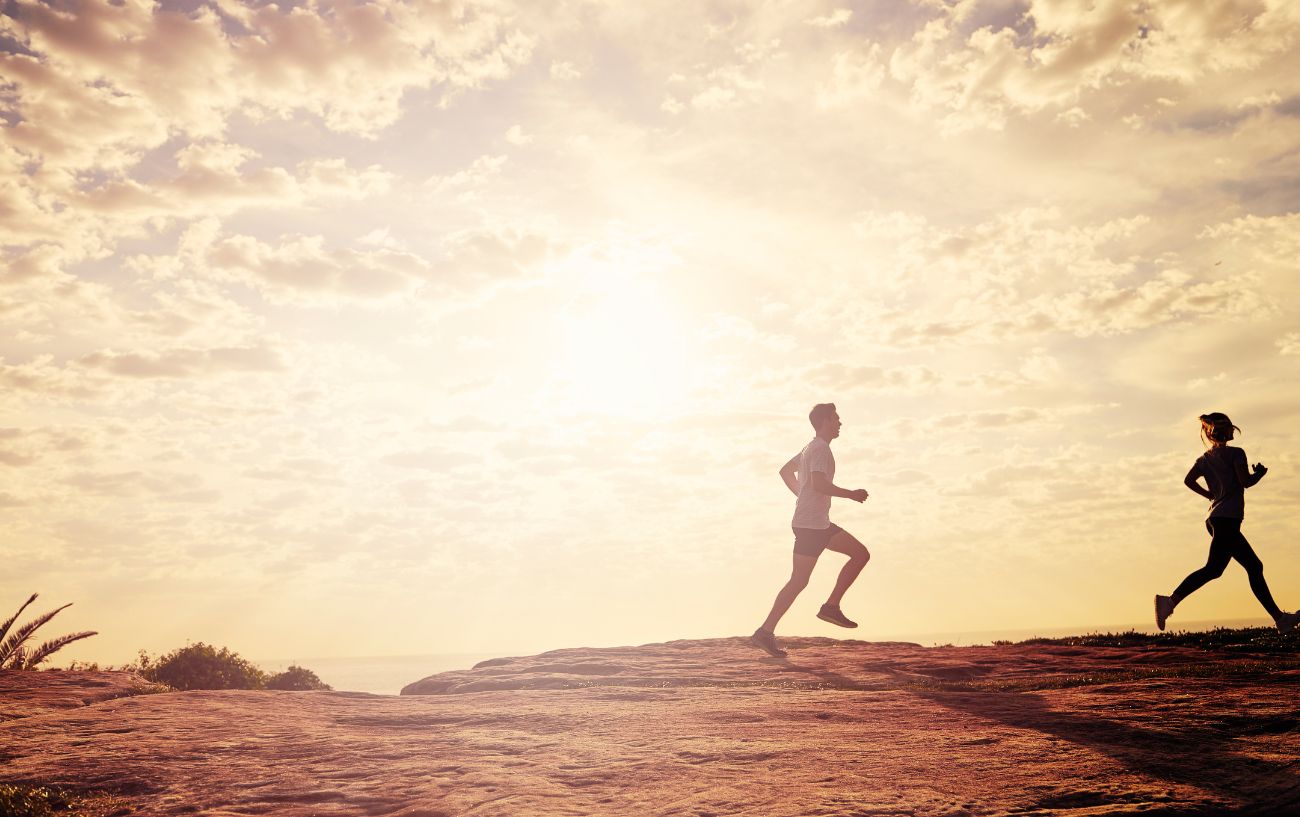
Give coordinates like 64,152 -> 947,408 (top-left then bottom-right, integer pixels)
0,783 -> 132,817
1003,626 -> 1299,653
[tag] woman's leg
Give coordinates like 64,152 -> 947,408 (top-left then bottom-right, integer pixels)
1170,519 -> 1234,604
1229,531 -> 1283,620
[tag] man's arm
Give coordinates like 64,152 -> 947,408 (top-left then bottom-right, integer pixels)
778,455 -> 800,497
1183,465 -> 1213,500
811,472 -> 868,503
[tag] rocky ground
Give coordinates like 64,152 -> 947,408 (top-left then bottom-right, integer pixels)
3,635 -> 1299,815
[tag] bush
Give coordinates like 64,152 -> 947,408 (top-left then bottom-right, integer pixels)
266,664 -> 332,691
137,643 -> 267,691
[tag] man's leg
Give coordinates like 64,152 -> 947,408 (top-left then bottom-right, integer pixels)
823,529 -> 870,608
760,553 -> 819,633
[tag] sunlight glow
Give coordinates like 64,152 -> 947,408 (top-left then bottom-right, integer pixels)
546,276 -> 694,421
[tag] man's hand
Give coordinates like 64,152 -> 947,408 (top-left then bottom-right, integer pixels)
849,488 -> 869,503
1253,463 -> 1268,478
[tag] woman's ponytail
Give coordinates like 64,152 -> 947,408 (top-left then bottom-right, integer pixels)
1199,412 -> 1241,446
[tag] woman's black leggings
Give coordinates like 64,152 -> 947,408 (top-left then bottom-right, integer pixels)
1172,517 -> 1280,618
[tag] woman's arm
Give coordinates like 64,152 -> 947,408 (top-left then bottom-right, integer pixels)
1233,449 -> 1267,488
1183,465 -> 1213,500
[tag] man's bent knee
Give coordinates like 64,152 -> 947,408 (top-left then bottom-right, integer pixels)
828,530 -> 868,560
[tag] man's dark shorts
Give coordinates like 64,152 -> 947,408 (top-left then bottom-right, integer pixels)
793,523 -> 844,557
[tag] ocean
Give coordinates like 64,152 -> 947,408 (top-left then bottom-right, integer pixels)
259,615 -> 1269,695
255,652 -> 503,696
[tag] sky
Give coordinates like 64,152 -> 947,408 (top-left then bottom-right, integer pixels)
4,0 -> 1300,667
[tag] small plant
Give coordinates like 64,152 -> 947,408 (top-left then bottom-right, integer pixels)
137,643 -> 268,691
1,593 -> 97,670
0,782 -> 130,817
266,664 -> 332,691
0,783 -> 77,817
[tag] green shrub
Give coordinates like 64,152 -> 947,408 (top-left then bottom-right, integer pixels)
137,643 -> 267,691
266,664 -> 332,691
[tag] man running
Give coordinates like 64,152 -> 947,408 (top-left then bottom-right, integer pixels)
751,403 -> 871,657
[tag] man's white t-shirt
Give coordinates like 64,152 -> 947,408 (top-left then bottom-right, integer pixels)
792,437 -> 835,529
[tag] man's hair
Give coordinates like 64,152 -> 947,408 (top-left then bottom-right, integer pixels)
809,403 -> 836,431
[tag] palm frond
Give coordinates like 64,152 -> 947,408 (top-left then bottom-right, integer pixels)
3,646 -> 28,671
0,593 -> 39,645
0,602 -> 72,666
20,631 -> 99,669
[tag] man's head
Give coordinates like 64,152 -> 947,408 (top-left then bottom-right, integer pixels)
809,403 -> 841,440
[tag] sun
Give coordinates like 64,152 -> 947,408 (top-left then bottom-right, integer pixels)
544,279 -> 693,421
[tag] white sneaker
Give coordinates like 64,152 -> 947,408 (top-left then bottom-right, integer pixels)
1154,595 -> 1176,631
1275,611 -> 1300,635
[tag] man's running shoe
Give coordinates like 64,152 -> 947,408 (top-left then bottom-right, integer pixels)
1275,611 -> 1300,635
1154,595 -> 1175,631
750,627 -> 787,657
817,604 -> 858,629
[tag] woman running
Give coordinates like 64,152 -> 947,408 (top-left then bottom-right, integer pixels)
1155,413 -> 1298,633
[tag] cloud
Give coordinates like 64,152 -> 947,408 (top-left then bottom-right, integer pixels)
887,0 -> 1300,131
424,154 -> 509,196
433,225 -> 557,289
805,363 -> 941,393
242,458 -> 344,486
1033,271 -> 1265,337
806,9 -> 853,29
877,272 -> 1265,345
844,208 -> 1272,346
2,0 -> 536,163
0,0 -> 522,318
549,60 -> 582,80
892,406 -> 1118,452
0,447 -> 35,468
504,124 -> 533,145
72,146 -> 392,221
817,45 -> 885,108
80,344 -> 285,378
1,143 -> 393,309
202,229 -> 430,304
58,468 -> 220,503
0,355 -> 101,400
661,38 -> 781,113
378,446 -> 459,470
0,424 -> 111,470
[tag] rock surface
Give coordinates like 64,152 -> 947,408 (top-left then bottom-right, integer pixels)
3,638 -> 1299,815
0,670 -> 162,722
